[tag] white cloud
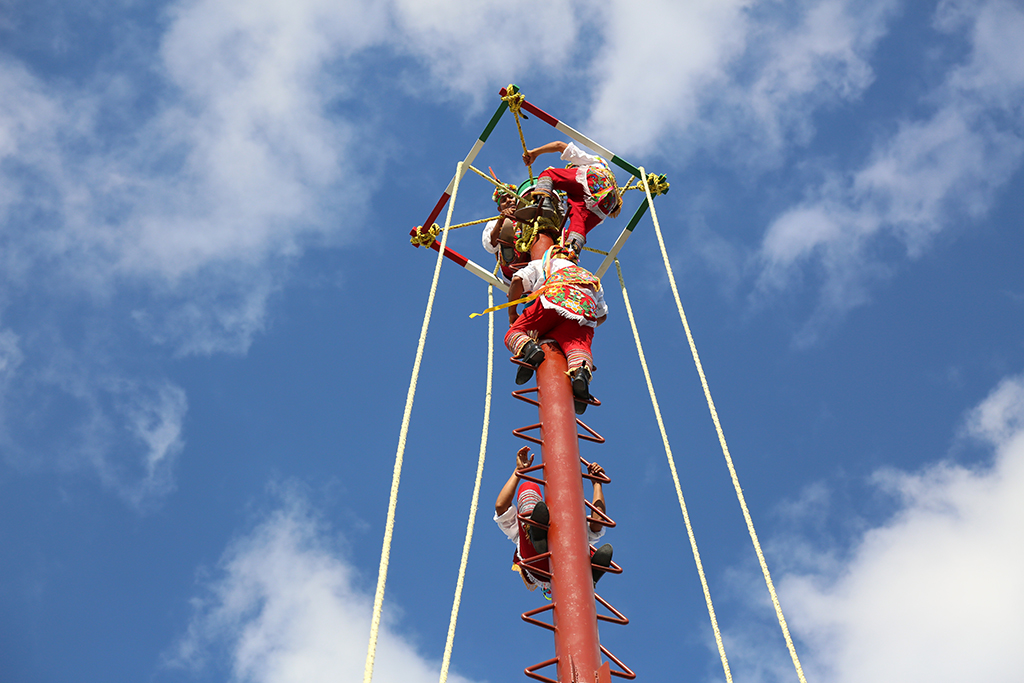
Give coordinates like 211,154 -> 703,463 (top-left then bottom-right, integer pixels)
584,0 -> 750,155
584,0 -> 897,160
0,0 -> 389,498
390,0 -> 583,105
963,373 -> 1024,452
0,0 -> 389,355
169,487 -> 476,683
757,0 -> 1024,344
725,372 -> 1024,683
0,324 -> 24,452
128,0 -> 385,279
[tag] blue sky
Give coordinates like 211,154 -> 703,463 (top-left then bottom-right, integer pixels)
2,0 -> 1023,682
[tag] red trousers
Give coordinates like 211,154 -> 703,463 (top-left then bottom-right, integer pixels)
539,167 -> 603,239
505,302 -> 595,372
514,481 -> 600,588
515,481 -> 549,576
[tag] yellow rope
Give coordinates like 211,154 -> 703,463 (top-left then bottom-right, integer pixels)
449,215 -> 501,230
363,161 -> 463,683
640,168 -> 808,683
617,173 -> 670,195
411,216 -> 502,248
515,220 -> 540,254
614,258 -> 733,683
438,286 -> 495,683
502,85 -> 533,180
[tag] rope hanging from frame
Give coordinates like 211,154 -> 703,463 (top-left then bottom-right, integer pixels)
641,167 -> 808,683
363,161 -> 466,683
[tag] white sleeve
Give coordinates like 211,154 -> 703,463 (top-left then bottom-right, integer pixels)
494,505 -> 520,545
592,284 -> 608,318
560,141 -> 602,167
481,220 -> 499,254
515,261 -> 544,292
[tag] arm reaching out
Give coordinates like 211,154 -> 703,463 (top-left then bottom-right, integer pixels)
523,141 -> 568,167
495,446 -> 533,515
588,462 -> 607,533
507,276 -> 526,325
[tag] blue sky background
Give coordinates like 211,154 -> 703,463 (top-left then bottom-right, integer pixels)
2,1 -> 1023,682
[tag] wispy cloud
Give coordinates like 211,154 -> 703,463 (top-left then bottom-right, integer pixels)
168,485 -> 476,683
0,322 -> 25,456
116,379 -> 188,506
34,351 -> 188,508
724,371 -> 1024,683
756,0 -> 1024,345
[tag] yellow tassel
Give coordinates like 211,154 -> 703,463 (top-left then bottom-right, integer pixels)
469,292 -> 538,318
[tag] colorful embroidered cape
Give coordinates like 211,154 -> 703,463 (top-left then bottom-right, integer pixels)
540,264 -> 602,323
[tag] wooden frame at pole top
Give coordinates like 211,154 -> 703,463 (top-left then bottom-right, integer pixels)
410,86 -> 659,289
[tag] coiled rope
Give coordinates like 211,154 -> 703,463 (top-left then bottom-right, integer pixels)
614,258 -> 733,683
438,286 -> 495,683
618,173 -> 670,196
502,85 -> 533,180
640,168 -> 808,683
363,161 -> 464,683
411,215 -> 501,248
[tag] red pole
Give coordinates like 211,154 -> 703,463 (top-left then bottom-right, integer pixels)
537,342 -> 603,682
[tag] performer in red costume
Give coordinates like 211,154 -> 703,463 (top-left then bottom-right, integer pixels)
504,244 -> 607,414
516,141 -> 622,254
495,446 -> 613,599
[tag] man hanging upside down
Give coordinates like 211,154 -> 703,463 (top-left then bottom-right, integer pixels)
516,141 -> 622,254
505,244 -> 606,414
495,445 -> 613,599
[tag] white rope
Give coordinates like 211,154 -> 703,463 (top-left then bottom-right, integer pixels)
363,161 -> 464,683
614,259 -> 733,683
438,286 -> 495,683
641,168 -> 809,683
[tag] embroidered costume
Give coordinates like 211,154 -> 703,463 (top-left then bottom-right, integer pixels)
483,182 -> 531,285
522,142 -> 620,248
482,218 -> 528,285
505,246 -> 607,379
